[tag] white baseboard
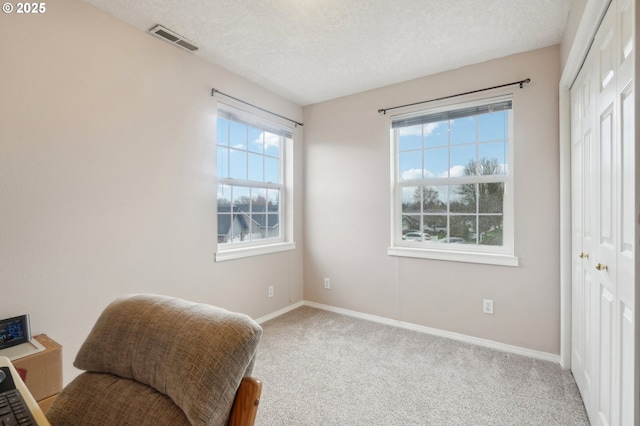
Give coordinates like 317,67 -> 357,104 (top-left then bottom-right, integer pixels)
255,300 -> 305,324
260,300 -> 560,365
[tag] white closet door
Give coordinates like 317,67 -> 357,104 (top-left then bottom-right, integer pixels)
570,0 -> 635,424
613,0 -> 635,424
571,53 -> 596,420
593,6 -> 618,425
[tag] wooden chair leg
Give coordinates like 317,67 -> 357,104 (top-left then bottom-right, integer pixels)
227,377 -> 262,426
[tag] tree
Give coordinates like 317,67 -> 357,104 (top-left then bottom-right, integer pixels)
414,186 -> 442,211
457,157 -> 504,242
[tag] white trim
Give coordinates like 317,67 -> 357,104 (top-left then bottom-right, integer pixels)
259,300 -> 560,364
558,0 -> 612,370
215,241 -> 296,262
389,94 -> 516,265
560,0 -> 613,88
254,300 -> 304,324
387,246 -> 519,267
559,87 -> 572,370
214,100 -> 296,260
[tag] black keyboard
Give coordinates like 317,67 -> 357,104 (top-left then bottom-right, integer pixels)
0,367 -> 36,426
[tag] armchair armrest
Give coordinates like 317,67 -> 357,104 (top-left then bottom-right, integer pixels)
227,377 -> 262,426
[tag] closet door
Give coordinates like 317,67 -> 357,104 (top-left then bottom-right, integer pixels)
593,6 -> 618,425
570,55 -> 596,420
570,0 -> 635,424
613,0 -> 634,424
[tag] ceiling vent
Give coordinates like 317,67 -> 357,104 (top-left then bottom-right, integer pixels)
149,25 -> 199,53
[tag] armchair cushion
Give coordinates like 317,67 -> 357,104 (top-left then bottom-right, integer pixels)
47,294 -> 262,426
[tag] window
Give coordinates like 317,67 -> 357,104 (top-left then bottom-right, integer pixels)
215,102 -> 295,261
388,96 -> 518,266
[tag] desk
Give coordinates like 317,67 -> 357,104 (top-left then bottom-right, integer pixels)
0,355 -> 51,426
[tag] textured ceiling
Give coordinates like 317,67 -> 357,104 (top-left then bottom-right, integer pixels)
83,0 -> 572,106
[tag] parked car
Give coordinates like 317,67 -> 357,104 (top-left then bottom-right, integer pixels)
437,237 -> 465,243
403,232 -> 431,241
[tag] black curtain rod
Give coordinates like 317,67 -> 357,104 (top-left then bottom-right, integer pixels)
377,78 -> 531,115
211,88 -> 303,127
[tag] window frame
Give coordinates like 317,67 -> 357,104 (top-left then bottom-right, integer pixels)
388,95 -> 519,267
214,100 -> 296,262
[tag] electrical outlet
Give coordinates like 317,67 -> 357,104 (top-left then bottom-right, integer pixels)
483,299 -> 494,314
324,278 -> 330,289
268,285 -> 274,298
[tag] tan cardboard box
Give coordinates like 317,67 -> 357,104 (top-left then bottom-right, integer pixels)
37,394 -> 57,414
12,334 -> 62,401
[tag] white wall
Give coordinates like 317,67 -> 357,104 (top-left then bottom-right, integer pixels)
0,0 -> 304,383
303,45 -> 562,354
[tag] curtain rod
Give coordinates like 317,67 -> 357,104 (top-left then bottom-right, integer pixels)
211,88 -> 303,127
377,78 -> 531,115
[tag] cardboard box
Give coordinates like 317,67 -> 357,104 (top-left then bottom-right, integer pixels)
37,394 -> 57,414
12,334 -> 62,401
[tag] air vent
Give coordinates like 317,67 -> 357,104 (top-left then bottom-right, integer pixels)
149,25 -> 199,53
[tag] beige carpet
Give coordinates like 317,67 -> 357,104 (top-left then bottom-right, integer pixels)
252,306 -> 589,426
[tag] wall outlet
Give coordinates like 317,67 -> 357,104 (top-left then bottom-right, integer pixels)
324,278 -> 330,289
483,299 -> 494,314
268,285 -> 274,298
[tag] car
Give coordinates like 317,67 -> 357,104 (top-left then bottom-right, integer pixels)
437,237 -> 465,243
403,232 -> 431,241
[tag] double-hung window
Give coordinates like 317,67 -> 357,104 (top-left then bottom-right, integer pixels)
388,96 -> 518,266
215,102 -> 294,261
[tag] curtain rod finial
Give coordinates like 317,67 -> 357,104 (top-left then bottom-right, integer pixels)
378,109 -> 386,114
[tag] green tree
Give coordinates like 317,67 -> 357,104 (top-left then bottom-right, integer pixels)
458,158 -> 503,243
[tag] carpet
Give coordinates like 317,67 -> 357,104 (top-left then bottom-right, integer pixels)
252,306 -> 589,426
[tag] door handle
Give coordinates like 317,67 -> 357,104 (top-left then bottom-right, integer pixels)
595,263 -> 608,271
579,253 -> 589,259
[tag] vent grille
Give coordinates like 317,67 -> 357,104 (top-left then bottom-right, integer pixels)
149,25 -> 199,53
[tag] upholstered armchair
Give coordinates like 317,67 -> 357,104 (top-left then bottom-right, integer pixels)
46,294 -> 263,426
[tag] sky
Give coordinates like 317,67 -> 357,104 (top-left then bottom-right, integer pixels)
217,117 -> 282,185
398,111 -> 509,181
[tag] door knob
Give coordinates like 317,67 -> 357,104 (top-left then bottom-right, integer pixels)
595,263 -> 608,271
579,253 -> 589,259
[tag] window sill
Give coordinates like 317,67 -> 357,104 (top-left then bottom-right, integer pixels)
215,242 -> 296,262
387,246 -> 519,267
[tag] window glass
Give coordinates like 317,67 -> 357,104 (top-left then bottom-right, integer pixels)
216,106 -> 291,248
391,96 -> 513,260
423,148 -> 448,178
424,122 -> 448,148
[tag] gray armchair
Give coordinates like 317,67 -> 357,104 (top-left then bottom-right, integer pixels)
46,294 -> 262,426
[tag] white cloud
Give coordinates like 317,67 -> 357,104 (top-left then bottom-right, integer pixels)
263,132 -> 281,150
443,162 -> 508,177
401,169 -> 423,180
252,132 -> 281,151
447,165 -> 466,178
398,122 -> 441,137
401,168 -> 434,180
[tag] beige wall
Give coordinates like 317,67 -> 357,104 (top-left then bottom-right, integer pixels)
0,0 -> 303,383
303,45 -> 562,354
